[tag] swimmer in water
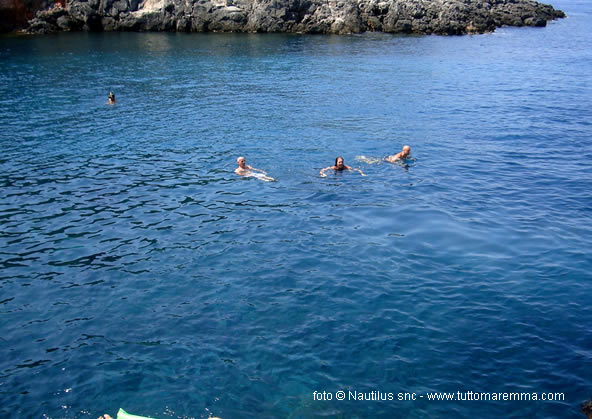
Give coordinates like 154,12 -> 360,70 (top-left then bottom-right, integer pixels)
385,145 -> 411,163
583,400 -> 592,419
320,156 -> 366,177
235,156 -> 275,182
107,92 -> 116,105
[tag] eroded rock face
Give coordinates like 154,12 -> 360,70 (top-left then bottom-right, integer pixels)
0,0 -> 51,32
23,0 -> 565,35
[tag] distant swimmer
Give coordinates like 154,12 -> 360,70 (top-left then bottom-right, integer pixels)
385,145 -> 411,163
583,399 -> 592,419
107,92 -> 116,105
235,156 -> 275,182
320,156 -> 366,177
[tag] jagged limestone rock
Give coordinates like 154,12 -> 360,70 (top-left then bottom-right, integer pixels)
24,0 -> 566,35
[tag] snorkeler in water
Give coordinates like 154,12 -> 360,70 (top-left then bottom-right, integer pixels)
107,92 -> 116,105
385,145 -> 411,163
235,156 -> 275,182
320,156 -> 366,177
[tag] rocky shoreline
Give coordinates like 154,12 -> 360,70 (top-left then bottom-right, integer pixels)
19,0 -> 565,35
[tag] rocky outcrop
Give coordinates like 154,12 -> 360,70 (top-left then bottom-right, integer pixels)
24,0 -> 565,35
0,0 -> 52,32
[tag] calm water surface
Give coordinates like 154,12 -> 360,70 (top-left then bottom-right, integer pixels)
1,0 -> 591,417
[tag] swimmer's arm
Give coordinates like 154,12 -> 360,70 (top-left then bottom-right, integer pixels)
250,167 -> 267,173
344,165 -> 365,176
320,167 -> 331,177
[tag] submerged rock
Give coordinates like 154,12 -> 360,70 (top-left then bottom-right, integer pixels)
22,0 -> 566,35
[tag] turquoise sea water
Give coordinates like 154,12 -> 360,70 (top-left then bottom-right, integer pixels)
1,1 -> 591,417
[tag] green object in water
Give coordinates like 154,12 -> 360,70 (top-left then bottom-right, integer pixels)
117,408 -> 155,419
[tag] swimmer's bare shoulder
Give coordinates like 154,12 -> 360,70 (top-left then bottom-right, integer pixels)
385,153 -> 401,163
235,165 -> 252,176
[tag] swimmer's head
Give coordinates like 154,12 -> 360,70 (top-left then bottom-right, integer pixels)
108,92 -> 115,99
401,145 -> 411,157
237,156 -> 246,167
335,156 -> 345,169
